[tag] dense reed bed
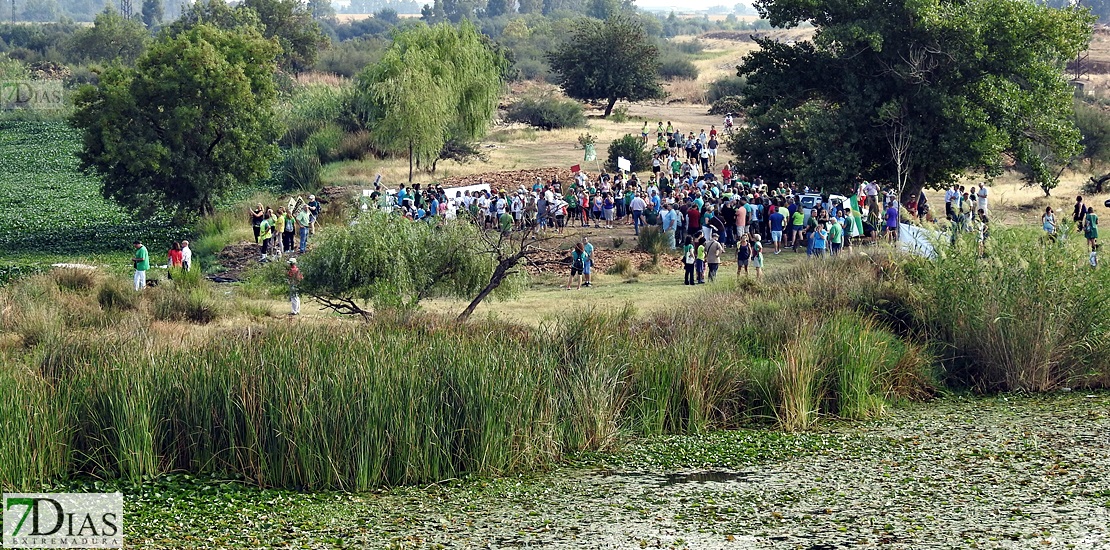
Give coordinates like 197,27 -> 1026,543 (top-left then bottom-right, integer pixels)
4,229 -> 1107,491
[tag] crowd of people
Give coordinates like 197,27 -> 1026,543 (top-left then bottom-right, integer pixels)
251,194 -> 320,262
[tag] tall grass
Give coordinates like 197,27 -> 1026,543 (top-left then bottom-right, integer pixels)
0,255 -> 936,490
902,227 -> 1110,391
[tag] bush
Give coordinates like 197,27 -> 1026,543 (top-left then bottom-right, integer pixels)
709,95 -> 745,116
335,130 -> 373,162
605,257 -> 636,277
53,268 -> 97,292
305,124 -> 344,162
609,105 -> 632,123
707,75 -> 746,103
96,277 -> 139,311
504,94 -> 586,130
606,134 -> 652,173
901,227 -> 1110,391
168,266 -> 203,290
283,147 -> 322,193
658,57 -> 699,80
636,225 -> 666,257
152,287 -> 220,324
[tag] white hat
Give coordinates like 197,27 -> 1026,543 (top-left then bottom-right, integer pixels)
287,258 -> 297,265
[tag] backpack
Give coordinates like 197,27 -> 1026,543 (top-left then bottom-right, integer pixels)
572,253 -> 584,270
684,247 -> 695,264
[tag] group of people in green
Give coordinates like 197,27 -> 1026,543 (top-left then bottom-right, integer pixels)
251,195 -> 319,262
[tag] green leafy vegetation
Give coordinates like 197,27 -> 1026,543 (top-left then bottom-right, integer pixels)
606,133 -> 652,172
504,93 -> 586,130
734,0 -> 1094,199
547,14 -> 663,117
0,120 -> 184,260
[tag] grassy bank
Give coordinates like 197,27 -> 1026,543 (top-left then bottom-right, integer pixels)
3,227 -> 1110,492
1,256 -> 930,491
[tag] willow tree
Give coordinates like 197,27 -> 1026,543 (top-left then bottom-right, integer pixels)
354,21 -> 505,182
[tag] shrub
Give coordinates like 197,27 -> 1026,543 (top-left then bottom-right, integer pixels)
636,225 -> 666,258
611,237 -> 624,249
605,257 -> 636,277
152,287 -> 220,324
658,57 -> 699,80
709,95 -> 745,116
335,130 -> 373,162
609,105 -> 632,123
504,94 -> 586,130
304,124 -> 344,162
168,266 -> 203,290
606,134 -> 652,173
283,147 -> 322,193
902,227 -> 1110,391
96,277 -> 139,311
53,268 -> 97,292
707,75 -> 746,103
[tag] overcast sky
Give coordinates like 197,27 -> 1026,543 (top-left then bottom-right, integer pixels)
637,0 -> 749,12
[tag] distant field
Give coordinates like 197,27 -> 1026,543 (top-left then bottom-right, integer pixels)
333,13 -> 422,22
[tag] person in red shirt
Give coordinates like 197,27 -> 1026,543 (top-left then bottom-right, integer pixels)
687,204 -> 701,235
168,242 -> 183,268
709,125 -> 718,141
721,164 -> 732,183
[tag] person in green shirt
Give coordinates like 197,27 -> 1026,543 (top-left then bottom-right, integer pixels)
790,210 -> 805,252
828,219 -> 844,256
132,240 -> 149,291
499,211 -> 514,234
258,209 -> 275,262
695,236 -> 707,284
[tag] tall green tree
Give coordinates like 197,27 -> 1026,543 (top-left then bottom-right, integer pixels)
141,0 -> 163,28
70,24 -> 281,217
65,8 -> 149,63
546,15 -> 662,117
354,21 -> 504,182
169,0 -> 327,72
732,0 -> 1094,199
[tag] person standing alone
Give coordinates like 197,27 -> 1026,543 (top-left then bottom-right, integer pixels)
287,257 -> 303,315
132,240 -> 149,291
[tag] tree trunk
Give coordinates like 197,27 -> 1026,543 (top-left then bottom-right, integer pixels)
408,142 -> 414,183
603,97 -> 618,118
900,169 -> 928,206
457,255 -> 519,322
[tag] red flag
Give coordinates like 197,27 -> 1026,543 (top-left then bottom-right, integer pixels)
571,164 -> 581,173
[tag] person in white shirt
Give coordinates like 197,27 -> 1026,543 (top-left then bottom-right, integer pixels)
180,240 -> 192,271
944,185 -> 958,220
977,185 -> 988,214
630,193 -> 647,235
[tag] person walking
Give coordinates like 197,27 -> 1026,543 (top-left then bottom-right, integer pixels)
682,236 -> 696,285
1085,206 -> 1099,266
287,257 -> 303,315
132,240 -> 149,291
706,232 -> 724,282
977,208 -> 990,258
1042,206 -> 1057,243
736,235 -> 752,277
630,193 -> 647,236
582,237 -> 594,288
282,206 -> 296,254
258,209 -> 275,261
567,243 -> 586,290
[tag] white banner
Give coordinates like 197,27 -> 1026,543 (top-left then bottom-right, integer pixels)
617,156 -> 631,172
